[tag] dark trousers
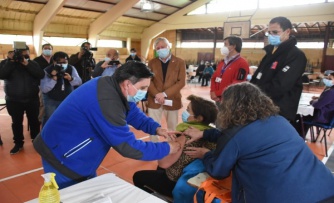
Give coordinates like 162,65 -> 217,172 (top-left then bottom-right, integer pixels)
202,74 -> 211,86
197,73 -> 203,83
133,170 -> 176,198
6,98 -> 40,145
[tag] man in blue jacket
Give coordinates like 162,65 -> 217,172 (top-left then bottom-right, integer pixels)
34,61 -> 181,189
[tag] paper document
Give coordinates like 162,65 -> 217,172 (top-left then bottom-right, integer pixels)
154,99 -> 173,106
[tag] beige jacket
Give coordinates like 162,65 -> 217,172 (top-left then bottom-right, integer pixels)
147,55 -> 186,110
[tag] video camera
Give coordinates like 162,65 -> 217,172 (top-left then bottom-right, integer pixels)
81,46 -> 97,69
13,41 -> 27,63
81,46 -> 98,58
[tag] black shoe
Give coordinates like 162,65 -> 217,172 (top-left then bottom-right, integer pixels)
10,145 -> 23,155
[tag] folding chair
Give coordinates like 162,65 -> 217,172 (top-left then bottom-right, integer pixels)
304,117 -> 334,157
188,71 -> 198,87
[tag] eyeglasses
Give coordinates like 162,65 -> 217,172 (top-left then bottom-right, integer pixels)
265,30 -> 283,36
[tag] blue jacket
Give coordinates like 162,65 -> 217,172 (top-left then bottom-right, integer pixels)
311,86 -> 334,123
202,116 -> 334,203
36,76 -> 170,178
203,66 -> 214,76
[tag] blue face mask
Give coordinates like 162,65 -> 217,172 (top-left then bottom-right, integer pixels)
323,78 -> 333,87
157,48 -> 170,59
104,57 -> 111,62
61,63 -> 68,70
42,49 -> 52,56
182,110 -> 194,122
246,74 -> 252,81
127,84 -> 147,103
268,34 -> 281,46
130,53 -> 136,57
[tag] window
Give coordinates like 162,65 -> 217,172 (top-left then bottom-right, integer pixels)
188,0 -> 327,15
259,0 -> 325,8
97,40 -> 123,48
180,42 -> 224,48
296,42 -> 324,49
42,37 -> 87,46
0,34 -> 33,45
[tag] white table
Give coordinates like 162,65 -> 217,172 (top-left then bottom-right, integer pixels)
297,93 -> 320,139
297,93 -> 320,116
26,173 -> 166,203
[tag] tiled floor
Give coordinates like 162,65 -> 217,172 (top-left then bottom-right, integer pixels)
0,81 -> 332,202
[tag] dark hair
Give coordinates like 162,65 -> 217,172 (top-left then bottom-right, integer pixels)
53,51 -> 69,61
269,16 -> 292,31
42,43 -> 53,49
218,82 -> 279,129
8,51 -> 14,54
130,48 -> 136,52
330,72 -> 334,77
81,42 -> 91,48
224,35 -> 242,53
113,61 -> 154,84
187,95 -> 217,125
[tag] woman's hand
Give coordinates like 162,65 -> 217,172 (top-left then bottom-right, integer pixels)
156,127 -> 176,141
183,126 -> 204,144
184,147 -> 210,159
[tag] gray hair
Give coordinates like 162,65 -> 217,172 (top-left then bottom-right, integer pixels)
153,37 -> 171,49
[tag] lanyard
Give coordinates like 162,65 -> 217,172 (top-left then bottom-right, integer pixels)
220,54 -> 241,77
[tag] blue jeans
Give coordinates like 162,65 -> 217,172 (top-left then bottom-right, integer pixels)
42,94 -> 62,127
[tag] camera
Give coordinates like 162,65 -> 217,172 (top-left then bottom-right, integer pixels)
108,60 -> 120,66
53,64 -> 66,77
81,47 -> 98,58
13,41 -> 27,63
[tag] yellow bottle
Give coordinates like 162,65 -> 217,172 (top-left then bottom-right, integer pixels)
38,172 -> 60,203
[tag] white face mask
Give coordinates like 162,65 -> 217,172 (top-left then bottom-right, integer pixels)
104,57 -> 111,62
220,46 -> 229,56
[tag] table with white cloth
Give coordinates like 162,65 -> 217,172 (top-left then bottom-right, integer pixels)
26,173 -> 166,203
297,93 -> 320,140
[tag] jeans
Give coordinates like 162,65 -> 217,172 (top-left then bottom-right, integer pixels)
6,98 -> 40,145
42,94 -> 62,127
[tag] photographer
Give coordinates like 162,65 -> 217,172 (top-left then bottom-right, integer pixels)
0,51 -> 14,68
69,42 -> 96,84
40,51 -> 82,126
92,48 -> 121,78
0,45 -> 44,155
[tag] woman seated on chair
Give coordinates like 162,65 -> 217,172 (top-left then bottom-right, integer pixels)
133,95 -> 218,202
183,82 -> 334,203
303,72 -> 334,134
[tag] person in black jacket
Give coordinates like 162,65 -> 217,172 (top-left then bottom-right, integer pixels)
0,51 -> 14,67
33,43 -> 54,123
33,43 -> 54,70
69,42 -> 95,84
0,45 -> 45,154
125,48 -> 141,62
250,16 -> 307,121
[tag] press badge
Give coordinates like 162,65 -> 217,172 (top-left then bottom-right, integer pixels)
256,72 -> 262,79
215,77 -> 222,83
